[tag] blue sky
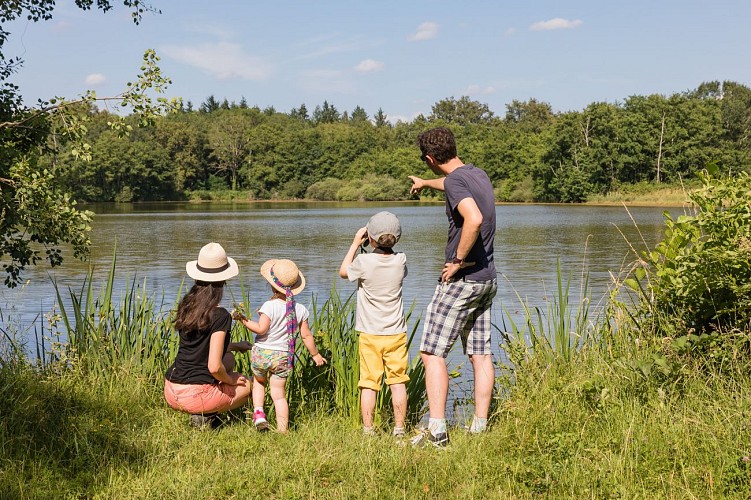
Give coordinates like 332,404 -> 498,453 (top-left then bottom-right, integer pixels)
6,0 -> 751,123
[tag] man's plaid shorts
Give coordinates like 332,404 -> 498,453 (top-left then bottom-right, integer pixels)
419,278 -> 497,358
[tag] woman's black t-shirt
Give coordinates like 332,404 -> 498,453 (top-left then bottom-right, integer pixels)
165,307 -> 232,385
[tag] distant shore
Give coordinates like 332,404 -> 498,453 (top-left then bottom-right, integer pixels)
78,183 -> 698,209
583,184 -> 696,207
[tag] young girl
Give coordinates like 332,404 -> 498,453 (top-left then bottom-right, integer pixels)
234,258 -> 326,433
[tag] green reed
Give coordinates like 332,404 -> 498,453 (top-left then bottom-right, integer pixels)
225,272 -> 257,376
288,287 -> 360,422
45,250 -> 601,430
499,260 -> 602,366
53,251 -> 180,380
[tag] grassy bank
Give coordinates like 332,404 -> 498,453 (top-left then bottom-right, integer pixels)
585,181 -> 700,206
2,340 -> 751,498
2,263 -> 750,498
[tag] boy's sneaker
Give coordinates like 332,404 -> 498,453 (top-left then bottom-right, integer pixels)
410,428 -> 450,448
253,409 -> 269,432
393,428 -> 407,446
189,413 -> 219,430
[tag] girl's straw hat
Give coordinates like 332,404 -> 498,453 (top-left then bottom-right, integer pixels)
260,259 -> 305,295
186,242 -> 239,282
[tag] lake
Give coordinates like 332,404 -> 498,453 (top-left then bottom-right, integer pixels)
1,201 -> 685,417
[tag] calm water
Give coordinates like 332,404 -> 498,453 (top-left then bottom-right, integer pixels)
1,202 -> 684,416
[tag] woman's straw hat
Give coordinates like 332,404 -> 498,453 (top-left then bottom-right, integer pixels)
186,242 -> 239,282
260,259 -> 305,295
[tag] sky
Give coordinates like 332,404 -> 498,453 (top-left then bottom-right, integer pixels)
5,0 -> 751,123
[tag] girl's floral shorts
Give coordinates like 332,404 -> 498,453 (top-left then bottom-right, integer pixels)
251,346 -> 291,379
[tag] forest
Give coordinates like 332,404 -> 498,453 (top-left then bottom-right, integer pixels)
41,80 -> 751,204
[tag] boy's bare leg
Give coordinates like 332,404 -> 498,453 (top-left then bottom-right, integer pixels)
360,388 -> 377,428
389,383 -> 407,429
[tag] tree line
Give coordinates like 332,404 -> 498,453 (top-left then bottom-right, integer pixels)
43,81 -> 751,204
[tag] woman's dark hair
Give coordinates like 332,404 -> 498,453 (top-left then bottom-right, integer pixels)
417,127 -> 457,165
174,281 -> 225,334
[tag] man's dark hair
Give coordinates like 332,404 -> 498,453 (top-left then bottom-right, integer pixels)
417,127 -> 457,165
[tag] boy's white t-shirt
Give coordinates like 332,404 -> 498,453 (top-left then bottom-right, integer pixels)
254,299 -> 310,351
346,252 -> 407,335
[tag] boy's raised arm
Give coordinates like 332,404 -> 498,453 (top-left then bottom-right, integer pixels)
338,227 -> 368,279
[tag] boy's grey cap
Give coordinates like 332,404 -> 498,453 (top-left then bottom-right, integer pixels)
367,211 -> 401,244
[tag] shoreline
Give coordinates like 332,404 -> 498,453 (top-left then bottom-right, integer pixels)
80,198 -> 693,208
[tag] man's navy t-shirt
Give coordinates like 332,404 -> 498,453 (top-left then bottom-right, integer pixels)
443,164 -> 497,282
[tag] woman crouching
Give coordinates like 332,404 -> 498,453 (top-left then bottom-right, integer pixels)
164,242 -> 252,428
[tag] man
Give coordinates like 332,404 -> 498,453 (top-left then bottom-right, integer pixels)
408,127 -> 497,447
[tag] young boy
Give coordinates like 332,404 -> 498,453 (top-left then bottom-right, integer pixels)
338,211 -> 409,438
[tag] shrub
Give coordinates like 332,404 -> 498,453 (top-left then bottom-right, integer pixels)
305,177 -> 344,200
276,179 -> 306,199
358,174 -> 410,201
496,176 -> 534,202
625,167 -> 751,344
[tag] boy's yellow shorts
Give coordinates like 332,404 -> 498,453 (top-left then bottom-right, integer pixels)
358,332 -> 410,391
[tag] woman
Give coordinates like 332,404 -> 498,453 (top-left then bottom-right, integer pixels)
164,242 -> 252,428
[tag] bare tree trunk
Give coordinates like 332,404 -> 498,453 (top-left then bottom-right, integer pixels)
656,111 -> 666,184
580,115 -> 591,147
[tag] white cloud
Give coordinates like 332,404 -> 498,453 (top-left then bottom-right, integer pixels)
85,73 -> 106,86
161,42 -> 273,80
354,59 -> 384,73
461,84 -> 496,96
530,18 -> 583,31
388,110 -> 428,125
388,114 -> 410,125
409,22 -> 439,41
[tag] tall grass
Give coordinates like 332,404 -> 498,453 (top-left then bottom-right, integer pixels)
53,251 -> 180,380
42,255 -> 428,428
43,250 -> 602,431
498,259 -> 602,367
